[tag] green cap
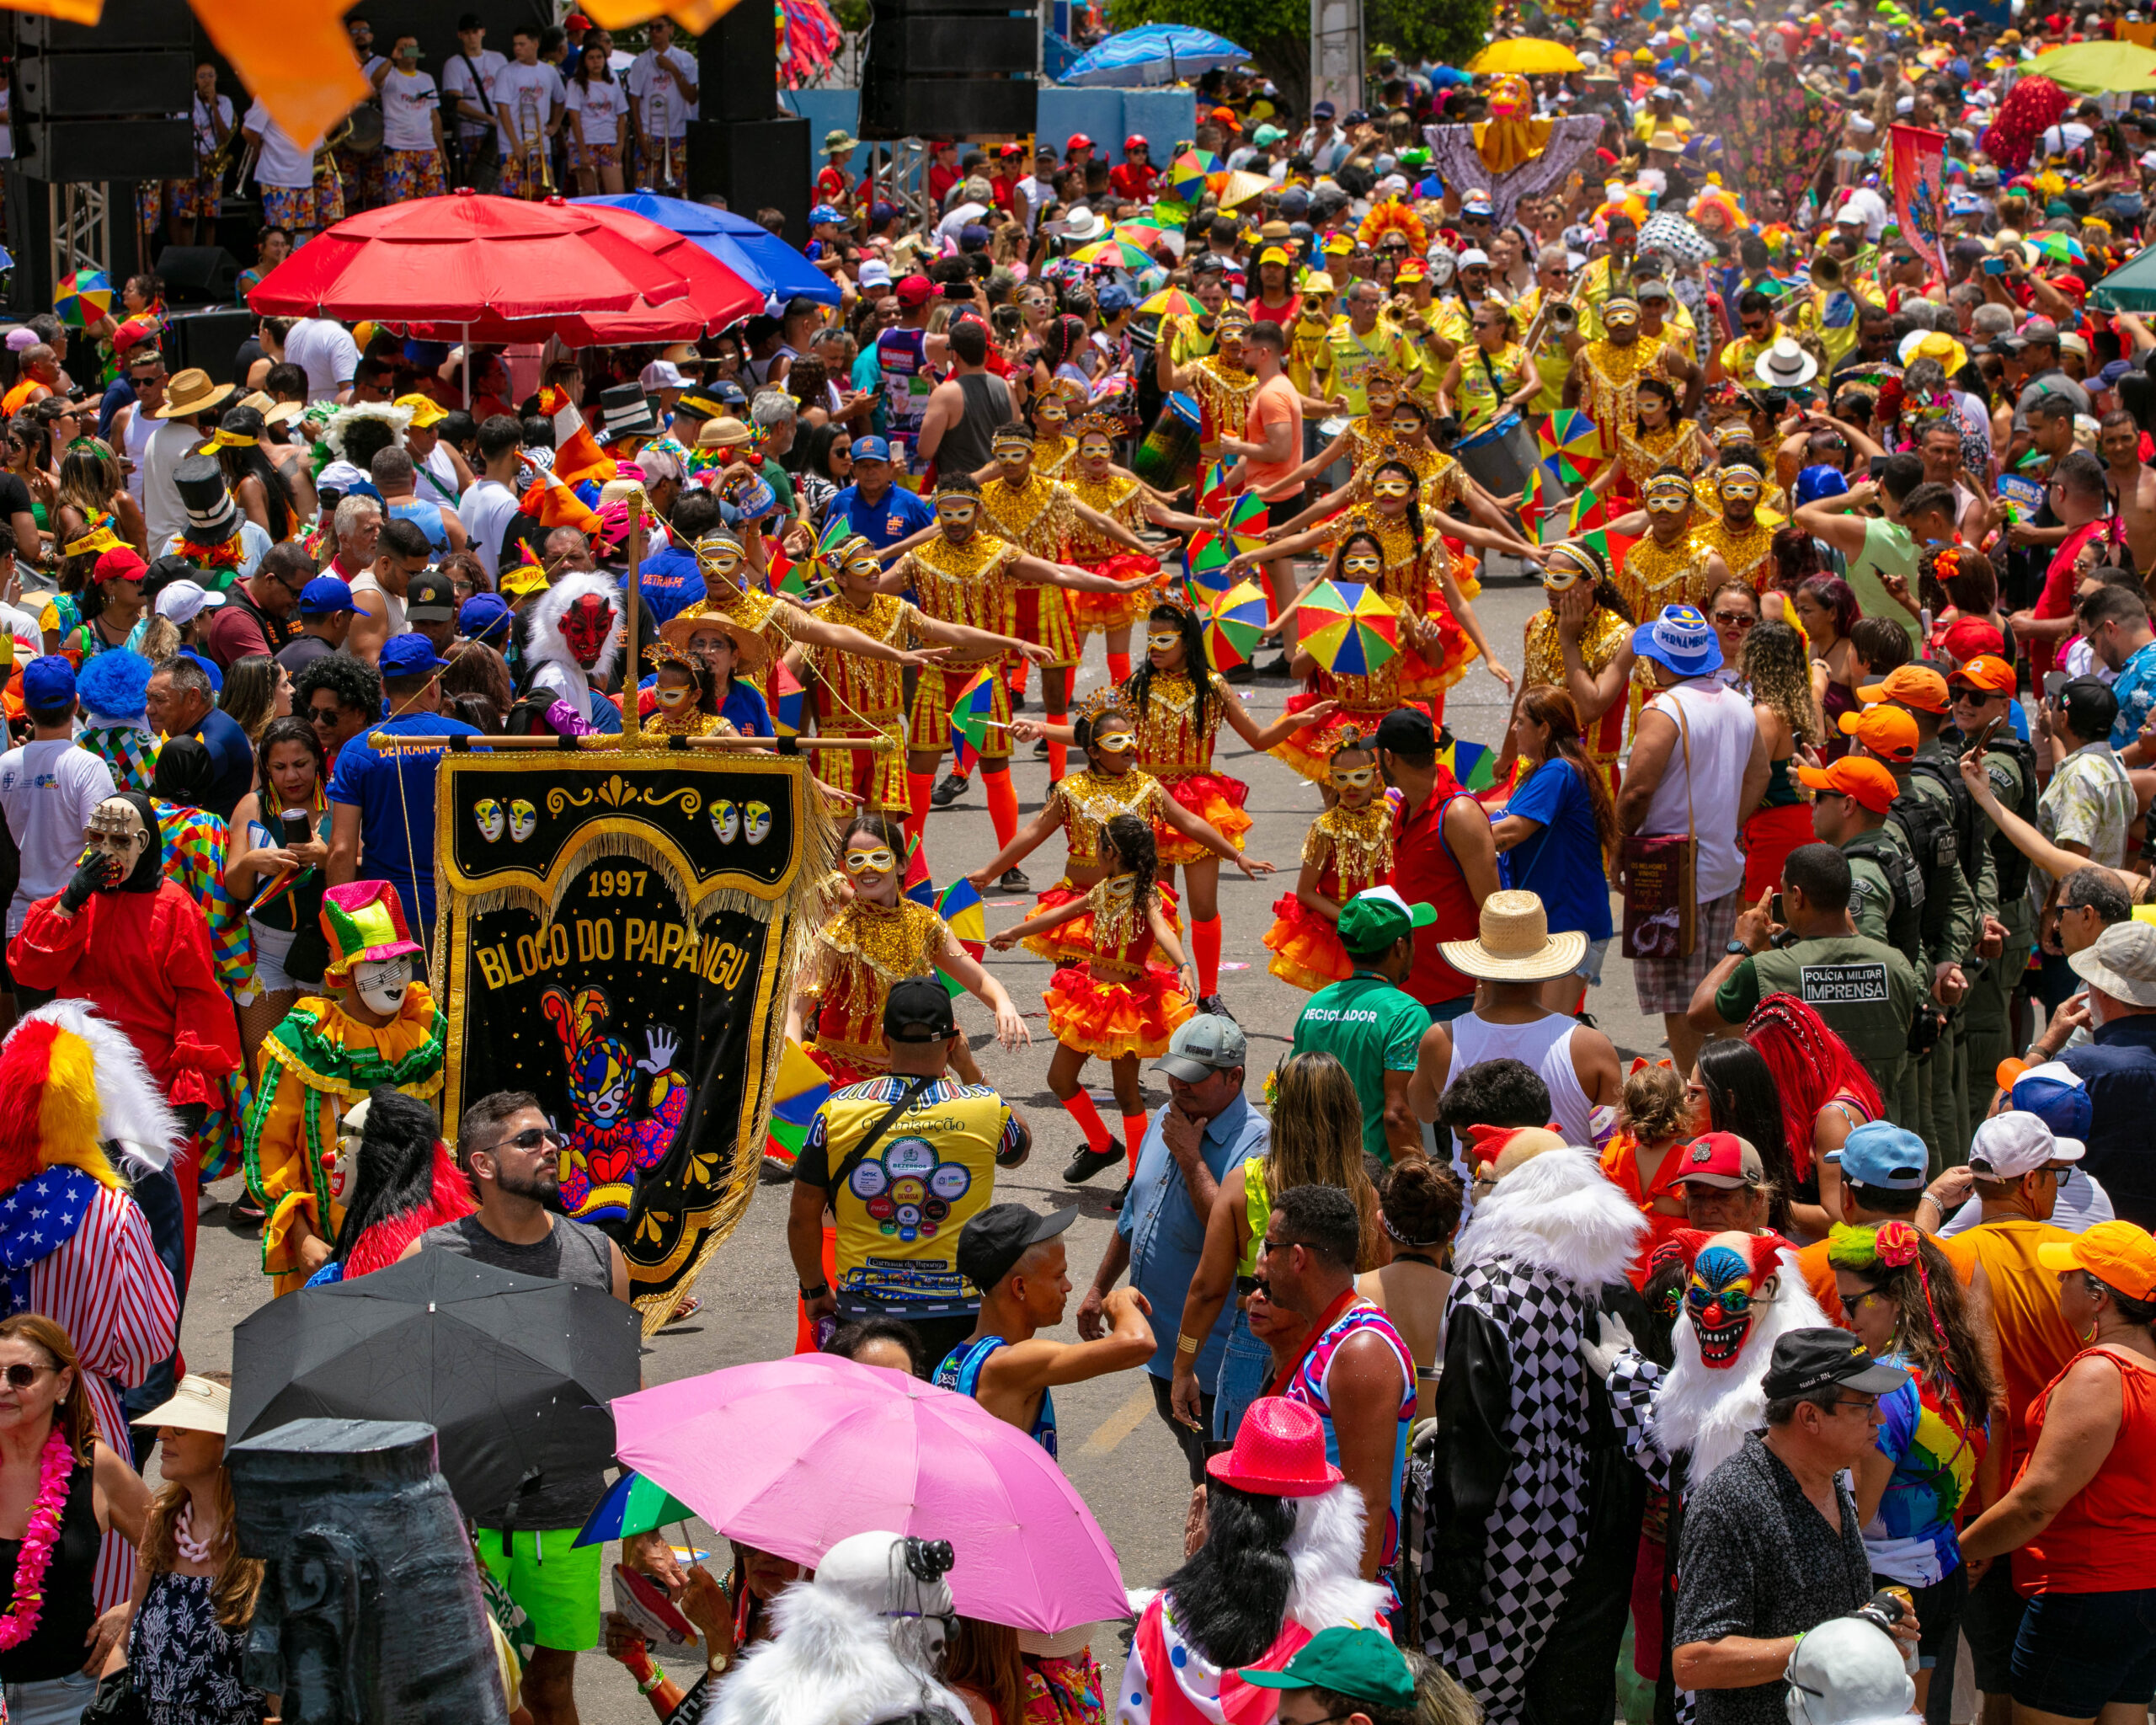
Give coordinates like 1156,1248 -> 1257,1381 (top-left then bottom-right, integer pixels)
1240,1626 -> 1415,1708
1336,886 -> 1436,959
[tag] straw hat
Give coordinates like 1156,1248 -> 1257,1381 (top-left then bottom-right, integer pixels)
1439,890 -> 1587,982
129,1373 -> 229,1435
156,368 -> 236,419
697,416 -> 753,449
659,601 -> 772,672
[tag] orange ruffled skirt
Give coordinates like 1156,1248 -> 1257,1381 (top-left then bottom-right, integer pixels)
1397,592 -> 1477,699
1068,552 -> 1166,636
1262,893 -> 1353,993
1022,879 -> 1182,964
1045,962 -> 1195,1060
1155,771 -> 1250,865
1272,692 -> 1396,785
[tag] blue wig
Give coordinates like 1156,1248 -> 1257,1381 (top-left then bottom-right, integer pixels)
74,649 -> 152,723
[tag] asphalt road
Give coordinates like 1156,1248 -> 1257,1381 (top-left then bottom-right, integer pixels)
180,562 -> 1673,1723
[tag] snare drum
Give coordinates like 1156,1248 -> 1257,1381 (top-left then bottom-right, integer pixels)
1454,410 -> 1542,503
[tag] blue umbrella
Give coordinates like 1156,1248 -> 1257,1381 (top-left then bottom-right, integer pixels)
1058,24 -> 1248,87
572,192 -> 841,307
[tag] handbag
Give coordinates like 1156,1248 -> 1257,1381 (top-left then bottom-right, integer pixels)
1619,692 -> 1699,962
80,1665 -> 145,1725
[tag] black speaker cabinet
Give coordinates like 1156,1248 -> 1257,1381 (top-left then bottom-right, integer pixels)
165,307 -> 258,385
686,116 -> 811,247
156,245 -> 243,305
858,0 -> 1036,141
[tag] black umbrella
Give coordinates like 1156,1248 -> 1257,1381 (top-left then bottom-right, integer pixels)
230,1252 -> 642,1526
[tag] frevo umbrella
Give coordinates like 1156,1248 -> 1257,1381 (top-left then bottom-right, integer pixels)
230,1252 -> 643,1527
1059,23 -> 1249,88
1466,36 -> 1587,75
2027,40 -> 2156,93
246,188 -> 689,323
574,191 -> 843,307
1296,579 -> 1401,677
611,1354 -> 1129,1634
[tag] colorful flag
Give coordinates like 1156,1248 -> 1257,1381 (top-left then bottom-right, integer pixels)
543,386 -> 617,492
1888,123 -> 1950,281
768,660 -> 807,737
761,1039 -> 831,1172
947,668 -> 1000,754
931,879 -> 986,996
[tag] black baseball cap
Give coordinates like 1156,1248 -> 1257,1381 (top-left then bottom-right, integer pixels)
405,569 -> 456,623
1758,1328 -> 1910,1402
955,1202 -> 1077,1291
2057,675 -> 2120,741
882,975 -> 957,1044
1373,707 -> 1435,754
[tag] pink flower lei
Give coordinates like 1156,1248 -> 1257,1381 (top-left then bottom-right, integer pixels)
0,1424 -> 76,1650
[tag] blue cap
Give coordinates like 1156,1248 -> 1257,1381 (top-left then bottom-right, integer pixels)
1796,463 -> 1849,505
2011,1064 -> 2095,1140
851,435 -> 892,462
21,655 -> 75,713
1097,282 -> 1134,316
1630,604 -> 1721,678
297,575 -> 358,617
712,381 -> 748,408
808,203 -> 845,227
379,633 -> 451,677
1824,1121 -> 1929,1191
459,593 -> 513,644
177,646 -> 221,694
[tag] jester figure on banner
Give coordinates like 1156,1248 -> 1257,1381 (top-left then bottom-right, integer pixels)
542,983 -> 692,1224
1887,124 -> 1950,281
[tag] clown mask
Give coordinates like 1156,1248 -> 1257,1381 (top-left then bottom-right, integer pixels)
744,800 -> 773,845
83,798 -> 151,884
562,594 -> 616,668
475,798 -> 505,842
510,799 -> 536,842
328,1097 -> 371,1205
1685,1236 -> 1776,1370
712,799 -> 740,843
353,956 -> 415,1017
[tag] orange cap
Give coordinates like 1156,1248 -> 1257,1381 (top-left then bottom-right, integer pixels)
1796,756 -> 1900,814
1838,703 -> 1919,761
1950,654 -> 2016,696
1858,665 -> 1951,713
2037,1219 -> 2156,1301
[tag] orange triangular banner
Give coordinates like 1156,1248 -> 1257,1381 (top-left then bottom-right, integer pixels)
188,0 -> 368,152
579,0 -> 743,30
0,0 -> 106,25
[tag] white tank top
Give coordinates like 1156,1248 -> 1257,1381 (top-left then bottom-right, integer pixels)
124,403 -> 155,506
1444,1012 -> 1594,1149
1637,677 -> 1758,902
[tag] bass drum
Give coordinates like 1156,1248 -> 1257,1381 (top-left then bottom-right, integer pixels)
1452,410 -> 1542,505
341,104 -> 386,157
1133,390 -> 1200,489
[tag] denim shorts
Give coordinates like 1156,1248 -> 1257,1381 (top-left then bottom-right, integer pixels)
2012,1587 -> 2156,1717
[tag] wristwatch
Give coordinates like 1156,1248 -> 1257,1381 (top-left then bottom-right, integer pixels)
799,1282 -> 830,1301
1725,937 -> 1751,956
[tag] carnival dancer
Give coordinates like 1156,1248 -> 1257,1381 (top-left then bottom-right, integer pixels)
1270,365 -> 1412,495
1588,377 -> 1709,505
303,1087 -> 473,1286
882,473 -> 1150,879
1689,446 -> 1781,594
1027,378 -> 1086,480
1120,1395 -> 1392,1723
1161,306 -> 1261,473
790,523 -> 1044,813
1597,470 -> 1732,745
1511,543 -> 1635,808
1017,601 -> 1333,1013
1061,414 -> 1213,686
242,880 -> 446,1296
638,640 -> 733,739
990,814 -> 1196,1183
1264,729 -> 1396,991
1420,1141 -> 1650,1725
1561,292 -> 1694,431
785,810 -> 1028,1087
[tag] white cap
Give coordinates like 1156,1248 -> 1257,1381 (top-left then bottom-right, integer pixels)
1458,248 -> 1492,267
1849,115 -> 1878,134
1785,1618 -> 1915,1725
858,258 -> 893,289
1969,1109 -> 2085,1179
639,359 -> 689,390
154,580 -> 223,624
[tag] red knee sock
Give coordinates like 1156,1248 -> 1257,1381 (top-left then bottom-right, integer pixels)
1192,916 -> 1223,998
1122,1114 -> 1150,1173
985,769 -> 1020,850
1006,658 -> 1031,700
1061,1089 -> 1114,1153
1108,650 -> 1133,686
905,772 -> 935,852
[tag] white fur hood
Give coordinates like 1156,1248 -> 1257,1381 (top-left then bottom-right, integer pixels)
524,570 -> 627,685
1454,1146 -> 1646,1293
707,1578 -> 970,1725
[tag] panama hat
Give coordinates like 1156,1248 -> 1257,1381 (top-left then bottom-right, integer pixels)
1440,890 -> 1588,982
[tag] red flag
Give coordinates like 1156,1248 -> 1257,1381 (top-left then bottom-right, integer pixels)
1887,124 -> 1950,282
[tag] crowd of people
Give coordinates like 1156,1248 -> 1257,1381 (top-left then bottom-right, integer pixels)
3,2 -> 2156,1722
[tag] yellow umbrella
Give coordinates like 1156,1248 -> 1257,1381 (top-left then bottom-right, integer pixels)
2026,40 -> 2156,92
1465,37 -> 1585,75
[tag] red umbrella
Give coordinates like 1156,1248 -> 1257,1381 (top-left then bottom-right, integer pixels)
245,190 -> 691,323
552,206 -> 765,343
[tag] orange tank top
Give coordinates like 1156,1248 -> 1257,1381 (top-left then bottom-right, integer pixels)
2015,1346 -> 2156,1594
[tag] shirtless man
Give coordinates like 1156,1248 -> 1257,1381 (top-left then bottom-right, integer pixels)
2100,409 -> 2156,573
932,1204 -> 1154,1452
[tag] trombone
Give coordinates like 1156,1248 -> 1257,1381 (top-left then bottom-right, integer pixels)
517,87 -> 553,198
648,74 -> 675,191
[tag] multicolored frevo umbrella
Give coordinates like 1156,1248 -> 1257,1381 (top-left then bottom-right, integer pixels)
761,1039 -> 831,1173
53,270 -> 111,328
1296,580 -> 1400,676
1072,237 -> 1155,272
1201,579 -> 1272,670
1139,286 -> 1204,318
1537,409 -> 1603,466
1168,149 -> 1223,205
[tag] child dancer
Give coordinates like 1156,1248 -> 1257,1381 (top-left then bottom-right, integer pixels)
1262,729 -> 1396,991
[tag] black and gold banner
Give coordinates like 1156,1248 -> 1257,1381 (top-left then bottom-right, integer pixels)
436,751 -> 830,1330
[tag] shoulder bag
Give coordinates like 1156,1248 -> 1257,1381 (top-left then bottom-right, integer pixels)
1619,692 -> 1698,961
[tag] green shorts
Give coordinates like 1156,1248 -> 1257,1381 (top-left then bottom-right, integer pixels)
476,1525 -> 603,1652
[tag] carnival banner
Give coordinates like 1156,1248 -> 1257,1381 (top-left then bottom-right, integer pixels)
1888,123 -> 1951,281
435,750 -> 830,1330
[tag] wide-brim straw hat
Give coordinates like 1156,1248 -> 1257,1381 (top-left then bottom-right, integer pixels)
659,602 -> 772,673
1440,889 -> 1587,982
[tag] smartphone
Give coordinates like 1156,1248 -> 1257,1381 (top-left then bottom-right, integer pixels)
1868,456 -> 1889,479
1771,892 -> 1786,927
1983,256 -> 2007,275
280,809 -> 312,847
2045,670 -> 2070,701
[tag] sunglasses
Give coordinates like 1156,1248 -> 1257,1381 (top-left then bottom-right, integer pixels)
0,1363 -> 53,1391
1713,610 -> 1759,629
484,1124 -> 567,1155
308,705 -> 342,725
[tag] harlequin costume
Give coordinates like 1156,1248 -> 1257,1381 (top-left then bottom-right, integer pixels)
73,649 -> 159,795
1043,877 -> 1193,1062
1022,766 -> 1179,964
242,882 -> 446,1296
798,895 -> 953,1082
1263,802 -> 1396,991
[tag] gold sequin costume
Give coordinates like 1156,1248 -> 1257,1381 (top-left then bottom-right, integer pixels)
640,708 -> 728,739
1065,468 -> 1163,636
1118,669 -> 1253,865
1577,339 -> 1681,436
1274,652 -> 1412,783
1188,353 -> 1257,461
1350,441 -> 1470,515
1033,430 -> 1076,480
1333,509 -> 1477,700
1696,512 -> 1780,592
1023,767 -> 1178,962
982,475 -> 1081,670
894,531 -> 1020,762
1620,530 -> 1716,736
1262,803 -> 1397,991
805,591 -> 931,807
1523,602 -> 1630,805
799,897 -> 952,1078
1609,418 -> 1707,496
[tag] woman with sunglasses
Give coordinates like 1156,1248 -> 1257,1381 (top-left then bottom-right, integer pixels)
786,810 -> 1027,1088
225,715 -> 332,1071
0,1314 -> 152,1725
1435,300 -> 1537,445
3,414 -> 56,562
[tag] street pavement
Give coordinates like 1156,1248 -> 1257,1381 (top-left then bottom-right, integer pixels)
181,563 -> 1673,1722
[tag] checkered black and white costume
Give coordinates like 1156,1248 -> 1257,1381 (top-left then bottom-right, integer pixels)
1417,1148 -> 1647,1725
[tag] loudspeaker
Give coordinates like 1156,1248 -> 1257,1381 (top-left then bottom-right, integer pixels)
858,0 -> 1036,141
686,116 -> 811,246
156,245 -> 243,305
14,0 -> 193,52
13,121 -> 192,183
164,307 -> 256,386
17,51 -> 194,119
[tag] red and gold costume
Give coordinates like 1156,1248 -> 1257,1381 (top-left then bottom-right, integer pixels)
1524,602 -> 1630,805
1117,670 -> 1252,864
1620,527 -> 1716,736
798,896 -> 952,1081
893,531 -> 1020,762
1607,418 -> 1708,500
1188,350 -> 1258,463
1696,512 -> 1780,593
1033,426 -> 1078,480
1023,767 -> 1178,963
981,475 -> 1081,670
1263,802 -> 1396,991
1043,878 -> 1194,1061
804,590 -> 931,808
1274,653 -> 1412,784
1064,467 -> 1163,638
640,707 -> 728,739
1348,441 -> 1470,515
1575,337 -> 1684,431
1337,509 -> 1477,699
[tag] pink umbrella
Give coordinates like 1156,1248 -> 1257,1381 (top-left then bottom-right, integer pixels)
611,1354 -> 1129,1633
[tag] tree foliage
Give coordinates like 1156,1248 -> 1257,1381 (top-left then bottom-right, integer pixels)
1104,0 -> 1313,112
1368,0 -> 1492,75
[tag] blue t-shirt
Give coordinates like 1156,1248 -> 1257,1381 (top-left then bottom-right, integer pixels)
326,711 -> 483,934
2110,638 -> 2156,750
190,706 -> 256,820
1498,756 -> 1613,942
828,481 -> 933,550
638,547 -> 706,626
718,680 -> 771,738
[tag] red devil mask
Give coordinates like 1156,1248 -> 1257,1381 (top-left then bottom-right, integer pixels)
562,593 -> 615,668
